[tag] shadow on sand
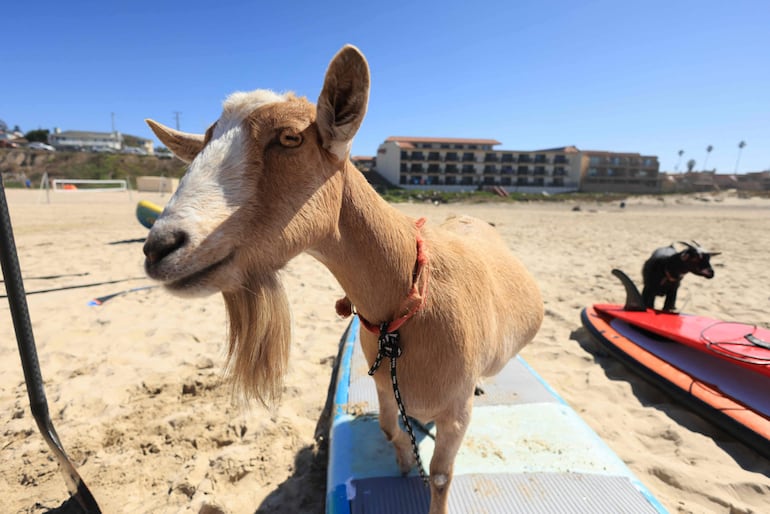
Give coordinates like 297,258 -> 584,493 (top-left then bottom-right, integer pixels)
570,325 -> 770,478
253,443 -> 328,514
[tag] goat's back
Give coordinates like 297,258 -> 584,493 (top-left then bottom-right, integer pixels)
429,215 -> 543,375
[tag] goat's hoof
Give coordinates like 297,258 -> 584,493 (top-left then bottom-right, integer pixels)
395,449 -> 416,475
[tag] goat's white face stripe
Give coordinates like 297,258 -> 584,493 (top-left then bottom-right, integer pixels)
160,89 -> 288,242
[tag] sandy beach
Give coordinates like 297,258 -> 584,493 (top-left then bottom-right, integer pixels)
1,187 -> 769,513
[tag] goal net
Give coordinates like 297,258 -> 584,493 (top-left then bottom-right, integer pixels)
51,179 -> 128,193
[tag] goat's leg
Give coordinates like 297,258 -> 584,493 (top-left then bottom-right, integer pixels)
377,387 -> 417,474
663,288 -> 678,312
428,396 -> 472,514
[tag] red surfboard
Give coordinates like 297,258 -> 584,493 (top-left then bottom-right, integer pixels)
593,304 -> 770,378
582,305 -> 770,458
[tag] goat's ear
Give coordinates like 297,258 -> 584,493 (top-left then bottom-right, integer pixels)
145,119 -> 205,163
317,45 -> 370,162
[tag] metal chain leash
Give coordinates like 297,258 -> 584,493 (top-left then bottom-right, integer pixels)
368,323 -> 430,487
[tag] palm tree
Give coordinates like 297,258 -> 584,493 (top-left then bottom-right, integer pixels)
735,141 -> 746,173
687,159 -> 696,172
675,149 -> 685,172
703,145 -> 713,171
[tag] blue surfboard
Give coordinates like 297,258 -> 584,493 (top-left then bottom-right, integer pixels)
326,317 -> 667,513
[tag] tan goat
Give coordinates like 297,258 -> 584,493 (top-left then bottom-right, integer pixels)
143,45 -> 543,514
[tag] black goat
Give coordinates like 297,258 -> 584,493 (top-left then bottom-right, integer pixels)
641,241 -> 720,311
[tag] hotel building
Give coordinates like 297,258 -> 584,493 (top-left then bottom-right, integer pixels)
375,136 -> 660,194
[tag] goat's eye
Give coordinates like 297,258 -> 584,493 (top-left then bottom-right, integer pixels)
279,130 -> 303,148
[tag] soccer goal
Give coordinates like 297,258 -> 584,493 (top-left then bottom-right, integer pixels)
50,178 -> 128,192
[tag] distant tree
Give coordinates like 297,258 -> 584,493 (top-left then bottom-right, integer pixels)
735,140 -> 746,173
675,149 -> 685,172
24,129 -> 50,143
703,145 -> 713,171
13,125 -> 22,133
686,159 -> 696,172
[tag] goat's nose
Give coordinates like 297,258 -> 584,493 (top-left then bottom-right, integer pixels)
143,228 -> 188,265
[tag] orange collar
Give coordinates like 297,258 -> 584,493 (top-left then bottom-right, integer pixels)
335,218 -> 429,335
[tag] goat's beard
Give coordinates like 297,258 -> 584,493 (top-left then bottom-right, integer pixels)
222,271 -> 291,408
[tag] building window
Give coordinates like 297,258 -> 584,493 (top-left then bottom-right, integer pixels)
445,164 -> 458,174
462,152 -> 475,162
501,153 -> 514,163
411,152 -> 425,160
410,163 -> 424,173
427,152 -> 440,161
589,156 -> 602,166
445,175 -> 457,185
462,164 -> 476,174
534,154 -> 546,163
554,155 -> 567,164
400,163 -> 408,172
517,177 -> 528,185
460,176 -> 474,185
552,177 -> 564,187
501,165 -> 513,174
400,176 -> 407,184
427,163 -> 440,173
500,177 -> 511,186
517,166 -> 529,175
484,153 -> 498,162
483,165 -> 497,174
445,152 -> 458,162
401,151 -> 408,160
518,154 -> 531,163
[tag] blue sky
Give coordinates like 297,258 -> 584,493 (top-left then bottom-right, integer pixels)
2,0 -> 768,173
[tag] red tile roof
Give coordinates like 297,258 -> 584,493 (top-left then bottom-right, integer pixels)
385,136 -> 502,146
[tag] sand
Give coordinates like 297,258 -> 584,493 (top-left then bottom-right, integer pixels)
1,188 -> 768,513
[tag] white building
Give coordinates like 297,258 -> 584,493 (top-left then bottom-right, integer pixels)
48,129 -> 123,152
47,129 -> 154,155
375,137 -> 582,194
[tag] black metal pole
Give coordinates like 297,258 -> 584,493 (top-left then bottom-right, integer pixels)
0,179 -> 101,513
